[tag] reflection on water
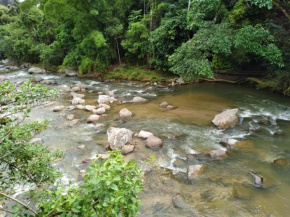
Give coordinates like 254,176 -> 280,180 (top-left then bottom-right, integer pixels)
4,71 -> 290,216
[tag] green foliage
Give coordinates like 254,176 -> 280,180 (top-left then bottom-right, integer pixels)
38,150 -> 143,217
0,81 -> 61,193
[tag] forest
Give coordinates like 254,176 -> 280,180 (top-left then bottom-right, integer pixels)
0,0 -> 289,94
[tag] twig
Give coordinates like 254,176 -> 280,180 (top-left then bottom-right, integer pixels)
0,207 -> 17,214
0,192 -> 38,216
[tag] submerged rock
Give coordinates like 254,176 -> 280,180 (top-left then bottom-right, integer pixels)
132,96 -> 147,103
273,158 -> 290,166
87,115 -> 100,123
220,138 -> 239,150
52,106 -> 65,112
210,149 -> 227,160
119,108 -> 132,119
248,172 -> 263,188
172,194 -> 190,209
212,108 -> 239,129
77,145 -> 86,151
146,135 -> 163,148
138,130 -> 153,139
69,119 -> 79,127
94,123 -> 105,130
66,114 -> 75,120
187,164 -> 204,179
107,127 -> 134,150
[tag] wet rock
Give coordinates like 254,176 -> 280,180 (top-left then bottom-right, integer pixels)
66,114 -> 75,120
176,77 -> 185,85
273,158 -> 290,166
93,107 -> 106,115
69,119 -> 79,127
94,123 -> 105,130
31,76 -> 43,83
173,158 -> 186,168
84,105 -> 96,112
108,90 -> 115,97
65,68 -> 78,77
30,138 -> 43,144
132,96 -> 147,103
98,104 -> 110,110
98,95 -> 117,104
28,67 -> 45,74
172,194 -> 190,209
187,164 -> 204,179
210,149 -> 227,160
146,135 -> 163,148
232,182 -> 253,199
77,145 -> 86,151
212,108 -> 239,129
72,97 -> 85,105
260,119 -> 269,125
143,86 -> 153,92
76,105 -> 84,110
159,101 -> 169,108
138,130 -> 153,139
70,92 -> 85,99
98,154 -> 108,160
119,108 -> 132,119
154,82 -> 158,86
220,138 -> 239,150
248,172 -> 263,188
87,115 -> 100,123
166,105 -> 175,110
42,79 -> 57,85
71,86 -> 81,92
53,106 -> 65,112
20,62 -> 31,69
121,144 -> 135,155
67,105 -> 76,111
107,127 -> 133,150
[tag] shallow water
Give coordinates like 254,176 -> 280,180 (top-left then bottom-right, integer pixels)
3,71 -> 290,216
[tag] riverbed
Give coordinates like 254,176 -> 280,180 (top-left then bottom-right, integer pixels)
3,70 -> 290,217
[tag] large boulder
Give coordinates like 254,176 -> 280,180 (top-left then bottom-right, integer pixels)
212,108 -> 239,129
107,127 -> 134,150
146,135 -> 163,148
28,67 -> 45,74
132,96 -> 147,103
87,115 -> 100,123
98,95 -> 117,104
119,108 -> 132,119
138,130 -> 153,139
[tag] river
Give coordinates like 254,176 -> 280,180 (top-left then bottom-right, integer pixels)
3,70 -> 290,217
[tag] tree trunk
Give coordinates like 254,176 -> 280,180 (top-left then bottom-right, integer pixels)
273,0 -> 290,21
116,39 -> 121,65
188,0 -> 191,11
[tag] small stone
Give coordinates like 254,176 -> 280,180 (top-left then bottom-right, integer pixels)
77,145 -> 86,151
210,149 -> 227,160
119,108 -> 132,119
220,138 -> 239,149
138,130 -> 153,139
30,138 -> 43,144
87,115 -> 100,123
76,105 -> 84,110
187,164 -> 204,179
84,105 -> 96,112
69,119 -> 79,127
53,106 -> 65,112
132,96 -> 147,103
66,114 -> 75,120
67,105 -> 76,111
146,135 -> 163,148
166,105 -> 175,110
273,158 -> 290,166
93,107 -> 106,115
98,104 -> 111,110
72,86 -> 81,92
121,144 -> 135,155
72,97 -> 85,105
94,123 -> 105,130
160,102 -> 169,108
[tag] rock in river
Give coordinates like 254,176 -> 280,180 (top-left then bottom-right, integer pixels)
159,101 -> 169,108
72,97 -> 85,105
107,127 -> 133,150
52,106 -> 65,112
121,144 -> 135,155
187,164 -> 204,179
66,114 -> 75,120
98,95 -> 117,104
210,149 -> 227,160
138,130 -> 153,139
248,172 -> 263,188
93,107 -> 106,115
119,108 -> 132,119
69,119 -> 79,127
132,96 -> 147,103
28,67 -> 45,74
212,108 -> 239,129
87,115 -> 100,123
146,135 -> 163,148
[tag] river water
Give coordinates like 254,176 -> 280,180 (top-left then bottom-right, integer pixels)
3,71 -> 290,217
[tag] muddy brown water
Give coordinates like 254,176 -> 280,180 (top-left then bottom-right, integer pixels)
3,71 -> 290,216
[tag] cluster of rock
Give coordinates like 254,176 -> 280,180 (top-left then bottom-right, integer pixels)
159,101 -> 176,110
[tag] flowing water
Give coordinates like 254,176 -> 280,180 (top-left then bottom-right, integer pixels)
3,71 -> 290,217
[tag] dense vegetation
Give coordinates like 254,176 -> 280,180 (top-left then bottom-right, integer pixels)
0,0 -> 289,92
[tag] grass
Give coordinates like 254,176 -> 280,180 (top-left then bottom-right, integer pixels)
104,65 -> 173,82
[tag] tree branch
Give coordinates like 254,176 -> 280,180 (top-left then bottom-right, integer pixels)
273,0 -> 290,21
